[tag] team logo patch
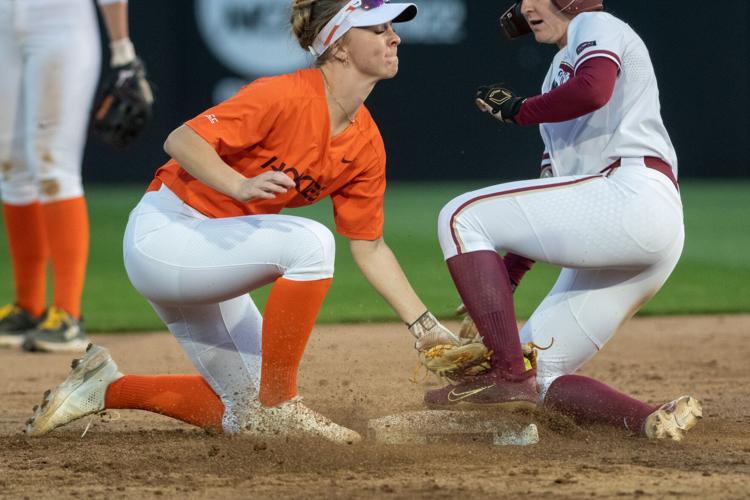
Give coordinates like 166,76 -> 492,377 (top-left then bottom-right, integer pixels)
551,62 -> 574,90
488,89 -> 513,106
576,40 -> 597,54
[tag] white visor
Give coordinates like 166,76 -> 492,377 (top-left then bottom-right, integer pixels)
309,0 -> 418,58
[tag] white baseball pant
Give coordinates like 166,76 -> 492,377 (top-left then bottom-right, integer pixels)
437,159 -> 684,398
123,185 -> 336,432
0,0 -> 100,204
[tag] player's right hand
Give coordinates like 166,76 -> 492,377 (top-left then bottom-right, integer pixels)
234,171 -> 295,202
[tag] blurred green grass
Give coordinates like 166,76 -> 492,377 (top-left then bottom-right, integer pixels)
0,180 -> 748,331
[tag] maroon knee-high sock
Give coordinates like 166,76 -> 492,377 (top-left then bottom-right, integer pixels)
544,375 -> 657,433
447,250 -> 526,377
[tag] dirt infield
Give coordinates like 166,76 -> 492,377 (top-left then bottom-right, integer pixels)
1,315 -> 749,499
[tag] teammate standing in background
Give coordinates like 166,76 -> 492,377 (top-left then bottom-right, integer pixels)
0,0 -> 147,353
26,0 -> 460,443
423,0 -> 702,441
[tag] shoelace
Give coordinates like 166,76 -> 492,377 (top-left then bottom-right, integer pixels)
39,307 -> 69,330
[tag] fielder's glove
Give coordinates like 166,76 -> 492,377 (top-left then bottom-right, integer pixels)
408,311 -> 492,383
475,83 -> 525,123
455,306 -> 551,373
92,57 -> 154,149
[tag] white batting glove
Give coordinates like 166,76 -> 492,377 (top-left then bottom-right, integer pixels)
408,311 -> 461,352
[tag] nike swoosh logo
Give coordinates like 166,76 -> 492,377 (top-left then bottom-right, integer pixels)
447,384 -> 495,402
341,158 -> 353,164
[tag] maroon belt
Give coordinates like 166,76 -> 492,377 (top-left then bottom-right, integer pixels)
600,157 -> 678,190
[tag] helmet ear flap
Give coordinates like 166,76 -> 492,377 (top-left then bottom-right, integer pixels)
499,2 -> 532,39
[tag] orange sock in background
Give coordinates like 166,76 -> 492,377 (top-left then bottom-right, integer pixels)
258,277 -> 332,407
3,202 -> 48,317
41,197 -> 89,319
105,375 -> 224,431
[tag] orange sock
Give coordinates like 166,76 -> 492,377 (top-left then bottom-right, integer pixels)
41,197 -> 89,318
105,375 -> 224,431
3,202 -> 48,316
259,277 -> 332,407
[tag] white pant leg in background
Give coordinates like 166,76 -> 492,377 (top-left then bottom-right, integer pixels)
438,162 -> 684,398
0,0 -> 100,204
123,186 -> 336,432
0,1 -> 26,193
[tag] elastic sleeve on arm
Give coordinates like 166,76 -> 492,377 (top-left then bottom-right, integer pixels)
515,57 -> 619,125
97,0 -> 127,5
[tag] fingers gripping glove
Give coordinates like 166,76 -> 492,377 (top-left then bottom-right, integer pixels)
475,83 -> 525,123
408,311 -> 492,383
92,58 -> 154,149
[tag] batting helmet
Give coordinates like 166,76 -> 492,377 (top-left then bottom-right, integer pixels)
499,0 -> 605,40
553,0 -> 604,15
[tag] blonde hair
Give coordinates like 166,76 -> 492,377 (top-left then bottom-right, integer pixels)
290,0 -> 348,63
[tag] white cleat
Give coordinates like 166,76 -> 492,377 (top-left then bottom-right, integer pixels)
644,396 -> 703,442
243,397 -> 362,445
25,344 -> 122,436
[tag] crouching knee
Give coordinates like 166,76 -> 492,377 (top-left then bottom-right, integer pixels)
284,220 -> 336,281
437,195 -> 494,260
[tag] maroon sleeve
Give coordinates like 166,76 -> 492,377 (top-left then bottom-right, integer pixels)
515,57 -> 620,126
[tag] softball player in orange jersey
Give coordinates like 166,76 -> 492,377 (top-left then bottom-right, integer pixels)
0,0 -> 143,353
26,0 -> 459,443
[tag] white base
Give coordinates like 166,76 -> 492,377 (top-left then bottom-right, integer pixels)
367,410 -> 539,446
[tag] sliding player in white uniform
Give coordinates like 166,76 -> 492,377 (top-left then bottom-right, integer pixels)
423,0 -> 702,441
0,0 -> 145,352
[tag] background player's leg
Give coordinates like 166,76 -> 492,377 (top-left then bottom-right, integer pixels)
22,0 -> 100,347
2,203 -> 47,318
40,199 -> 89,319
0,4 -> 47,337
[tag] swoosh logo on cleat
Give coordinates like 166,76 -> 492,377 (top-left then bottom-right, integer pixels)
447,384 -> 495,402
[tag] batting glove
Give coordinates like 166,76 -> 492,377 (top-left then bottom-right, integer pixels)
408,311 -> 461,352
475,83 -> 525,123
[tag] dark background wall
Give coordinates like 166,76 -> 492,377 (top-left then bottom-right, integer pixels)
84,0 -> 750,183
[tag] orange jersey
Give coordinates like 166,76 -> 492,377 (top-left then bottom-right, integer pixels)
149,69 -> 387,240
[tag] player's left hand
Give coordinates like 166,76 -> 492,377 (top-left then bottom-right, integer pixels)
475,83 -> 525,123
